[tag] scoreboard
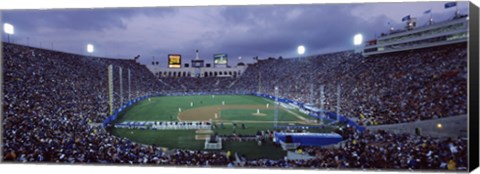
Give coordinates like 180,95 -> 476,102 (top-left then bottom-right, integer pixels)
214,54 -> 228,65
168,54 -> 181,68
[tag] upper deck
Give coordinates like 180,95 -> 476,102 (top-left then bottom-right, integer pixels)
362,15 -> 468,56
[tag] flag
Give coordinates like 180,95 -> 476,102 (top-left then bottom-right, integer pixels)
402,15 -> 411,22
445,2 -> 457,8
424,9 -> 431,14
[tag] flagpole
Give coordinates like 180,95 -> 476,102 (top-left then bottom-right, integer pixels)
430,9 -> 433,25
456,3 -> 459,17
430,10 -> 433,22
456,0 -> 459,12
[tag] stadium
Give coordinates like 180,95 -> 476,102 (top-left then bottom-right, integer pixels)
1,2 -> 477,171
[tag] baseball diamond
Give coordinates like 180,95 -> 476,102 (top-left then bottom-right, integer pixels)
110,95 -> 329,159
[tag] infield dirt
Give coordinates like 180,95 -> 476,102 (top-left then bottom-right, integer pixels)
177,104 -> 313,125
178,104 -> 271,121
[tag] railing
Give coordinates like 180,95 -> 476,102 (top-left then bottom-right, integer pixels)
279,140 -> 301,150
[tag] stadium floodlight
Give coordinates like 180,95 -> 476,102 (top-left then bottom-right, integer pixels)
4,23 -> 14,43
297,45 -> 305,55
87,44 -> 94,53
4,23 -> 14,35
353,33 -> 363,46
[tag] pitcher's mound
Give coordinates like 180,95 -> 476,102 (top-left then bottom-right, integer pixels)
252,113 -> 267,116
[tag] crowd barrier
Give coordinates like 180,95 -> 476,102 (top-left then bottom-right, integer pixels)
115,121 -> 212,130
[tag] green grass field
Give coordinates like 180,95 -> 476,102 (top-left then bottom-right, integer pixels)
111,94 -> 327,159
220,109 -> 299,121
117,95 -> 276,122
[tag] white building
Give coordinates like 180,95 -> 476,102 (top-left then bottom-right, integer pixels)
147,63 -> 248,78
146,50 -> 250,78
362,14 -> 468,56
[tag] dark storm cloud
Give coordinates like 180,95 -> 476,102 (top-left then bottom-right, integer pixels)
1,7 -> 176,33
1,2 -> 469,67
192,4 -> 391,59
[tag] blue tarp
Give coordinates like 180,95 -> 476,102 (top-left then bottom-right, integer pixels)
274,132 -> 343,147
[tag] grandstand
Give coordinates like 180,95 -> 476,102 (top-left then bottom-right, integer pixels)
231,43 -> 467,125
2,38 -> 468,170
0,13 -> 470,170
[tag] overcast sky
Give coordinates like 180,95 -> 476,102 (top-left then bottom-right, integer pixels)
1,1 -> 469,67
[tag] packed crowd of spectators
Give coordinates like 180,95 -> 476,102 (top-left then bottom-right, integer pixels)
2,43 -> 162,163
1,42 -> 468,170
290,127 -> 468,170
216,126 -> 467,170
151,43 -> 467,125
158,77 -> 239,93
230,43 -> 467,125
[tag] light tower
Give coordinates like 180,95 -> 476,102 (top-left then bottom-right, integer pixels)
336,84 -> 341,121
128,69 -> 131,101
318,85 -> 326,124
3,23 -> 14,43
297,45 -> 305,55
353,33 -> 363,54
87,44 -> 94,54
274,86 -> 279,128
119,67 -> 123,106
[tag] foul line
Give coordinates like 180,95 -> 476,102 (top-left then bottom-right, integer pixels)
263,98 -> 310,122
280,107 -> 310,122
